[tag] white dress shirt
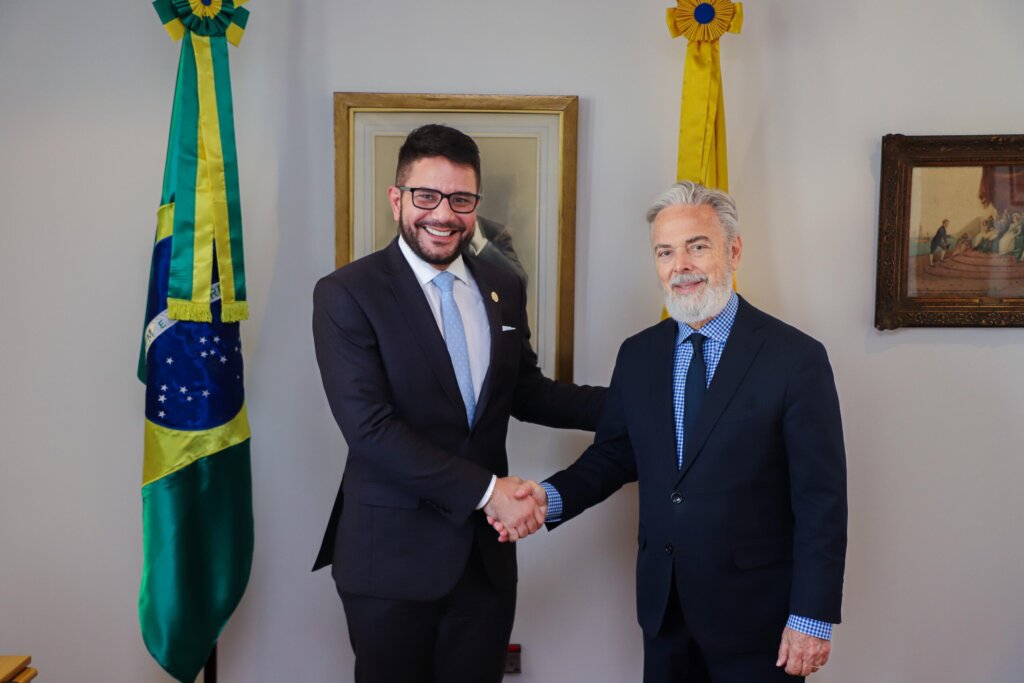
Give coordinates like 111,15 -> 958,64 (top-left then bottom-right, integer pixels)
397,236 -> 496,507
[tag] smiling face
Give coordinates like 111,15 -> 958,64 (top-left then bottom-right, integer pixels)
389,156 -> 478,270
652,203 -> 742,328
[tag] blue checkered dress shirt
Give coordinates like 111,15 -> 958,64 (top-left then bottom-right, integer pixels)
542,293 -> 832,640
672,293 -> 737,469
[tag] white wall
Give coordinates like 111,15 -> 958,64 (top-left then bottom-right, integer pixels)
3,0 -> 1024,681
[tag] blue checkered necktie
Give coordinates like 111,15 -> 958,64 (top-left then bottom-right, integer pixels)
432,271 -> 476,426
675,332 -> 707,470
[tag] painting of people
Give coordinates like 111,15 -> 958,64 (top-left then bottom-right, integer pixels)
906,165 -> 1024,298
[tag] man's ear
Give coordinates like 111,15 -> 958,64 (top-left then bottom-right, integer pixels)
730,235 -> 743,271
388,185 -> 402,222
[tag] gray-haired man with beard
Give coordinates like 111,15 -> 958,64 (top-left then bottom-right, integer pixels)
495,182 -> 848,682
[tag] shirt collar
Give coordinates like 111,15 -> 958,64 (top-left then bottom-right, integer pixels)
676,291 -> 739,346
398,234 -> 471,288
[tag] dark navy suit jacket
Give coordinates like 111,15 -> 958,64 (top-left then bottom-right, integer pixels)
546,297 -> 847,655
312,238 -> 605,600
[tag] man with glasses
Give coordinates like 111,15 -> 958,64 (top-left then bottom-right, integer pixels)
312,124 -> 605,682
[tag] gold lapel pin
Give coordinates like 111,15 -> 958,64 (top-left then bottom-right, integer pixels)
491,291 -> 499,303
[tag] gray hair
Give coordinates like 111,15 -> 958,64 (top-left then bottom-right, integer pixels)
645,181 -> 741,242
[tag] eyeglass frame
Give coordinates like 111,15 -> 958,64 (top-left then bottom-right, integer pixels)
397,186 -> 483,214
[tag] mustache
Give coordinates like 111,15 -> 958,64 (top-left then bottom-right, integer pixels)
670,273 -> 708,287
416,220 -> 465,233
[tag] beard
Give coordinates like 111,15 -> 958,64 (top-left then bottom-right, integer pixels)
664,269 -> 733,325
399,206 -> 473,267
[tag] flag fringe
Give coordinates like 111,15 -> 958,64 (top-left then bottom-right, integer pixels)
168,299 -> 214,322
220,301 -> 249,323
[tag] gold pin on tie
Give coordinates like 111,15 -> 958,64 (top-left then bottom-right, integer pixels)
491,291 -> 499,303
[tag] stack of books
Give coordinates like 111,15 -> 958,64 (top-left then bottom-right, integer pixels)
0,656 -> 37,683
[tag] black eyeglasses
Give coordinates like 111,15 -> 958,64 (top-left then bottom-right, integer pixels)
398,186 -> 482,214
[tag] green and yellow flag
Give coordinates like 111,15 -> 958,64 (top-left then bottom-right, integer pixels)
139,1 -> 253,680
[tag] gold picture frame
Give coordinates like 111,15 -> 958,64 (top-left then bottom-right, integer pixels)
334,92 -> 579,381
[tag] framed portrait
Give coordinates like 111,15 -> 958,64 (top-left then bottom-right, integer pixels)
875,134 -> 1024,329
334,92 -> 579,381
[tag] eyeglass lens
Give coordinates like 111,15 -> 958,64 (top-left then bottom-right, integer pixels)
409,189 -> 479,213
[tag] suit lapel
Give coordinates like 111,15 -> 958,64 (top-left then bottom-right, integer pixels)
465,255 -> 502,429
675,298 -> 766,485
649,319 -> 682,484
383,239 -> 466,415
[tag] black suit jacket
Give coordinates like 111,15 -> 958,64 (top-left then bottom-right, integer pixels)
546,297 -> 847,655
312,238 -> 605,600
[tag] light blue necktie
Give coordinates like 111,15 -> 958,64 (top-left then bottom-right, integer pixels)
433,271 -> 476,426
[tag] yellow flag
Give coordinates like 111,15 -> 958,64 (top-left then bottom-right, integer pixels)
665,0 -> 743,190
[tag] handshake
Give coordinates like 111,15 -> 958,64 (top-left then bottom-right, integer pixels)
482,476 -> 549,543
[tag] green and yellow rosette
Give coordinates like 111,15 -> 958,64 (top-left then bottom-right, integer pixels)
152,0 -> 251,322
665,0 -> 742,191
155,0 -> 251,45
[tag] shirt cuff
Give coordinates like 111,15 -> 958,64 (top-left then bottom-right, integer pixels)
540,482 -> 562,523
786,615 -> 832,640
475,475 -> 497,510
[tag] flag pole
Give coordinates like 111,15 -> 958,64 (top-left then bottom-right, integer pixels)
204,645 -> 217,683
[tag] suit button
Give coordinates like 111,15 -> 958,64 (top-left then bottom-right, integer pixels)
664,543 -> 674,555
670,492 -> 683,504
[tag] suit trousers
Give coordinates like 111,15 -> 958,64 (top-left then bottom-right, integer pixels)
643,574 -> 804,683
339,541 -> 516,683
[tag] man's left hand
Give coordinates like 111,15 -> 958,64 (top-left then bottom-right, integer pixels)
776,626 -> 830,677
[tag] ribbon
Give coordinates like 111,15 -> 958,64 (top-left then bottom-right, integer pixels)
153,0 -> 250,322
665,0 -> 742,191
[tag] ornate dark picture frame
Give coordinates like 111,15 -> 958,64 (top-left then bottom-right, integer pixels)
875,134 -> 1024,329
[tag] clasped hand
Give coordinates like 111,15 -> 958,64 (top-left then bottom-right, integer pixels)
483,477 -> 548,542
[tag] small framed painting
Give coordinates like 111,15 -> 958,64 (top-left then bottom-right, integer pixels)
875,134 -> 1024,329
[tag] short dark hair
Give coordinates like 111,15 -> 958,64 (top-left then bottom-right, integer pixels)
395,124 -> 481,189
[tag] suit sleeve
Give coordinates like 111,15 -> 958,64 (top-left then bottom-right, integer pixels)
507,276 -> 607,431
783,341 -> 848,624
312,276 -> 492,524
544,342 -> 638,528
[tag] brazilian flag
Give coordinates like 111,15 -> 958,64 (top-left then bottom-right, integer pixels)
139,2 -> 253,681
